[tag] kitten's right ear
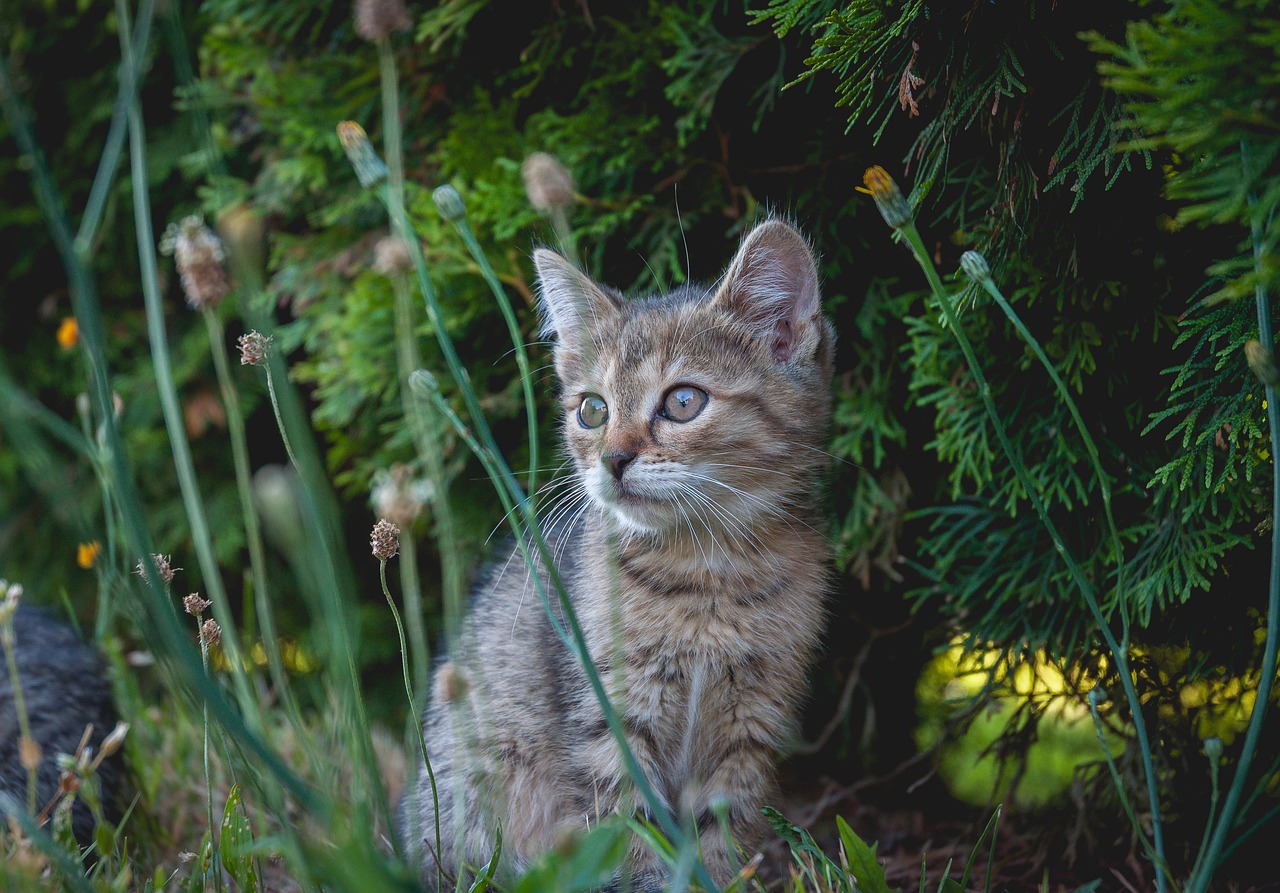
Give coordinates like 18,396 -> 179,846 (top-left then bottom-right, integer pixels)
534,248 -> 620,367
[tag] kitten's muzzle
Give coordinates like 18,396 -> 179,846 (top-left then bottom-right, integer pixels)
606,449 -> 637,481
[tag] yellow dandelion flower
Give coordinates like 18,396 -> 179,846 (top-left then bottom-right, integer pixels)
858,165 -> 912,229
57,317 -> 79,350
77,540 -> 102,569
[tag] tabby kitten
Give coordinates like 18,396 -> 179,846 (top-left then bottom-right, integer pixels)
399,219 -> 834,889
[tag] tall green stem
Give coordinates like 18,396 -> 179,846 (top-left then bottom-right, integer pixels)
117,0 -> 257,722
201,307 -> 309,742
448,214 -> 541,501
1190,144 -> 1280,892
897,216 -> 1169,888
379,559 -> 441,889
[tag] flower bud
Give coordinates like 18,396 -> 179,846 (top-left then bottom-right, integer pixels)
99,722 -> 130,758
522,153 -> 575,213
372,464 -> 433,527
337,121 -> 388,188
1245,339 -> 1280,389
1204,736 -> 1224,762
408,369 -> 439,398
354,0 -> 411,42
216,202 -> 268,285
372,235 -> 414,277
960,250 -> 992,285
433,185 -> 467,222
860,165 -> 912,230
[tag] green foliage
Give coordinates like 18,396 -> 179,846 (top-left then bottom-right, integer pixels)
3,0 -> 1280,888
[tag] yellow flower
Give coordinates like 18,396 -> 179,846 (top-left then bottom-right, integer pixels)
858,165 -> 912,229
77,540 -> 102,569
57,317 -> 79,350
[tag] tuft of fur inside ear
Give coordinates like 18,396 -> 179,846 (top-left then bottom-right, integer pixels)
533,248 -> 620,369
713,219 -> 821,363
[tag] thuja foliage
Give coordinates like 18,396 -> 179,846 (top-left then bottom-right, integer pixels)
1,0 -> 1279,887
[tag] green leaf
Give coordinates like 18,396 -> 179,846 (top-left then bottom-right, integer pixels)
219,784 -> 260,893
836,816 -> 893,893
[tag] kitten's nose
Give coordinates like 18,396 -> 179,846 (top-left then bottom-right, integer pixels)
606,450 -> 637,481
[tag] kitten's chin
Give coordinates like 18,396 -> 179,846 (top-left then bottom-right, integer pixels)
600,496 -> 673,537
588,481 -> 676,536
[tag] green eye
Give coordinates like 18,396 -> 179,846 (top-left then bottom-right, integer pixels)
577,394 -> 608,429
661,386 -> 708,423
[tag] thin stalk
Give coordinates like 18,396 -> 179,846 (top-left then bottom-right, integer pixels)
264,366 -> 303,471
1190,743 -> 1223,880
448,215 -> 541,499
0,621 -> 39,814
398,536 -> 429,699
1087,691 -> 1175,888
1191,146 -> 1280,891
201,307 -> 308,741
897,217 -> 1169,889
259,359 -> 398,847
196,615 -> 225,891
968,272 -> 1126,610
389,275 -> 438,688
379,559 -> 442,890
119,16 -> 257,726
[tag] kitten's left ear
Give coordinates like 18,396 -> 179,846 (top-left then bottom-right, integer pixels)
713,219 -> 822,363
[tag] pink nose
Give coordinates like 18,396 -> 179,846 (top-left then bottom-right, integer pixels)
606,451 -> 636,481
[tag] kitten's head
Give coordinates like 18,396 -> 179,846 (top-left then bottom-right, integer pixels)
535,219 -> 834,537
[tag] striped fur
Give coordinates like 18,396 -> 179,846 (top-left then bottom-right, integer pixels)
399,219 -> 834,889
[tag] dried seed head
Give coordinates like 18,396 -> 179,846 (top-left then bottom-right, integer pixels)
160,216 -> 231,309
183,593 -> 212,616
860,165 -> 912,230
135,554 -> 179,586
238,331 -> 272,366
370,518 -> 400,560
372,235 -> 414,277
432,184 -> 467,222
371,464 -> 433,527
353,0 -> 411,42
200,618 -> 221,647
521,153 -> 575,213
1246,339 -> 1280,389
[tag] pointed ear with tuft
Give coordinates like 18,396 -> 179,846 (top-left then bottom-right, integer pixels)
712,219 -> 822,363
534,248 -> 621,369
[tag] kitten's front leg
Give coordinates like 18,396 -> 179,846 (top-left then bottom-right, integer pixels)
571,715 -> 671,889
694,741 -> 775,886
